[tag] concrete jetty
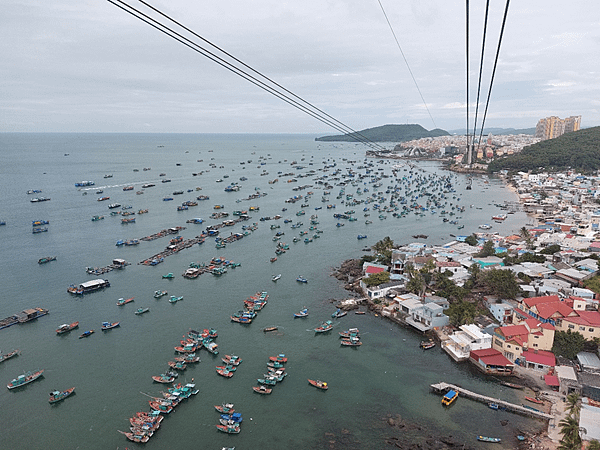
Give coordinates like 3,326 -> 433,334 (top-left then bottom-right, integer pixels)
430,382 -> 553,421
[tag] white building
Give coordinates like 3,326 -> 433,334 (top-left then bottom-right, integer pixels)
442,324 -> 492,362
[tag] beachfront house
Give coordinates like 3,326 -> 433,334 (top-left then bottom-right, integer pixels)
405,302 -> 449,332
518,349 -> 556,371
468,348 -> 515,376
492,319 -> 555,362
442,324 -> 492,362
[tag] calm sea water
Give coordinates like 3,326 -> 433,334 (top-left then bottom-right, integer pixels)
0,133 -> 543,449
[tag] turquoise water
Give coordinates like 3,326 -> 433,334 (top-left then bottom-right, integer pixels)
0,133 -> 542,449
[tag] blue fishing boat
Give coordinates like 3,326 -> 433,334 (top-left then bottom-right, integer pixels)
294,308 -> 308,318
296,276 -> 308,283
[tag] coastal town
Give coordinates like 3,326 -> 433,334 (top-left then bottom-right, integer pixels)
336,163 -> 600,449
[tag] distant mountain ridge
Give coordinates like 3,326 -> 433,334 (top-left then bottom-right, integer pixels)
315,124 -> 449,142
488,126 -> 600,173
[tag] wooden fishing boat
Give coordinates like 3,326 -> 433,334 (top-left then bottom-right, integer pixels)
354,311 -> 366,315
38,256 -> 56,264
78,330 -> 94,339
162,273 -> 174,279
56,321 -> 79,334
48,387 -> 75,403
477,436 -> 501,443
216,368 -> 234,378
269,354 -> 287,363
314,320 -> 333,333
524,396 -> 544,404
169,295 -> 183,303
341,337 -> 362,346
0,349 -> 20,363
263,326 -> 278,332
331,309 -> 347,318
296,276 -> 308,283
339,328 -> 360,338
253,385 -> 272,394
257,377 -> 277,386
174,353 -> 200,363
134,307 -> 150,315
7,369 -> 44,389
216,424 -> 240,434
267,361 -> 285,369
308,379 -> 328,390
214,403 -> 235,414
500,381 -> 524,389
168,361 -> 187,371
152,373 -> 176,383
420,340 -> 436,350
222,355 -> 242,366
216,365 -> 236,372
101,321 -> 120,331
294,308 -> 308,318
154,290 -> 168,298
116,297 -> 134,306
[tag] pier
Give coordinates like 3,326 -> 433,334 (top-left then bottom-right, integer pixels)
430,382 -> 553,421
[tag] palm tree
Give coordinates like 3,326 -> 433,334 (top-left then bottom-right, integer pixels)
565,392 -> 581,418
558,415 -> 582,450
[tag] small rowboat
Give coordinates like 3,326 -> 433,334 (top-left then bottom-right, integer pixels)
79,330 -> 94,339
477,436 -> 501,443
263,326 -> 278,332
420,340 -> 435,350
524,396 -> 544,404
501,381 -> 524,389
308,379 -> 328,390
49,387 -> 75,404
253,385 -> 272,394
0,349 -> 20,363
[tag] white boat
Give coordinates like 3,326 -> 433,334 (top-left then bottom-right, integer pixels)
479,224 -> 492,230
272,274 -> 281,282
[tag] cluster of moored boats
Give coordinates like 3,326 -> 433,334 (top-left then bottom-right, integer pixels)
251,353 -> 288,396
230,291 -> 268,324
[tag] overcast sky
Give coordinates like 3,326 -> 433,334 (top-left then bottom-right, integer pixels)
1,1 -> 599,133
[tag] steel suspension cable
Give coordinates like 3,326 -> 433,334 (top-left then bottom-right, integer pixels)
472,0 -> 490,144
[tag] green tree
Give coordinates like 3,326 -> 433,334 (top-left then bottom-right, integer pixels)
540,244 -> 561,255
584,274 -> 600,296
552,330 -> 586,360
446,301 -> 477,326
587,440 -> 600,450
465,234 -> 478,246
476,240 -> 496,257
479,268 -> 521,299
557,415 -> 582,450
406,275 -> 424,296
565,392 -> 581,419
363,271 -> 390,287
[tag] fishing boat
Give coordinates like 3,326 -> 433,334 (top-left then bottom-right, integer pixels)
56,321 -> 79,334
154,290 -> 168,298
263,326 -> 278,332
524,396 -> 544,404
38,256 -> 56,264
441,390 -> 458,406
48,387 -> 75,404
222,355 -> 242,366
477,436 -> 501,443
216,367 -> 234,378
215,365 -> 236,372
296,276 -> 308,283
0,349 -> 20,363
272,274 -> 281,281
168,361 -> 187,371
253,385 -> 272,394
214,403 -> 235,414
294,308 -> 308,318
420,340 -> 436,350
78,330 -> 94,338
308,379 -> 328,390
134,307 -> 150,315
162,273 -> 174,279
314,320 -> 333,333
500,381 -> 524,389
169,295 -> 183,303
7,369 -> 44,389
116,297 -> 134,306
341,336 -> 362,346
216,424 -> 240,434
269,354 -> 288,363
174,353 -> 200,364
257,377 -> 277,386
339,328 -> 359,338
332,309 -> 347,318
479,224 -> 492,230
118,430 -> 151,443
152,373 -> 176,384
101,321 -> 120,331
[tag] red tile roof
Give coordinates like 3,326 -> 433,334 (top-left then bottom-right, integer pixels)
544,374 -> 560,386
365,266 -> 385,274
522,349 -> 555,367
470,348 -> 514,367
535,302 -> 577,320
523,295 -> 560,308
563,310 -> 600,327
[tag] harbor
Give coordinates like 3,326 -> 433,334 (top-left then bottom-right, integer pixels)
0,133 -> 541,450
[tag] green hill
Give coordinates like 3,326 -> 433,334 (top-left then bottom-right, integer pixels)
488,126 -> 600,173
315,124 -> 449,142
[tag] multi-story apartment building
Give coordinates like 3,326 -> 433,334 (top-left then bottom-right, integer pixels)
536,115 -> 581,140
